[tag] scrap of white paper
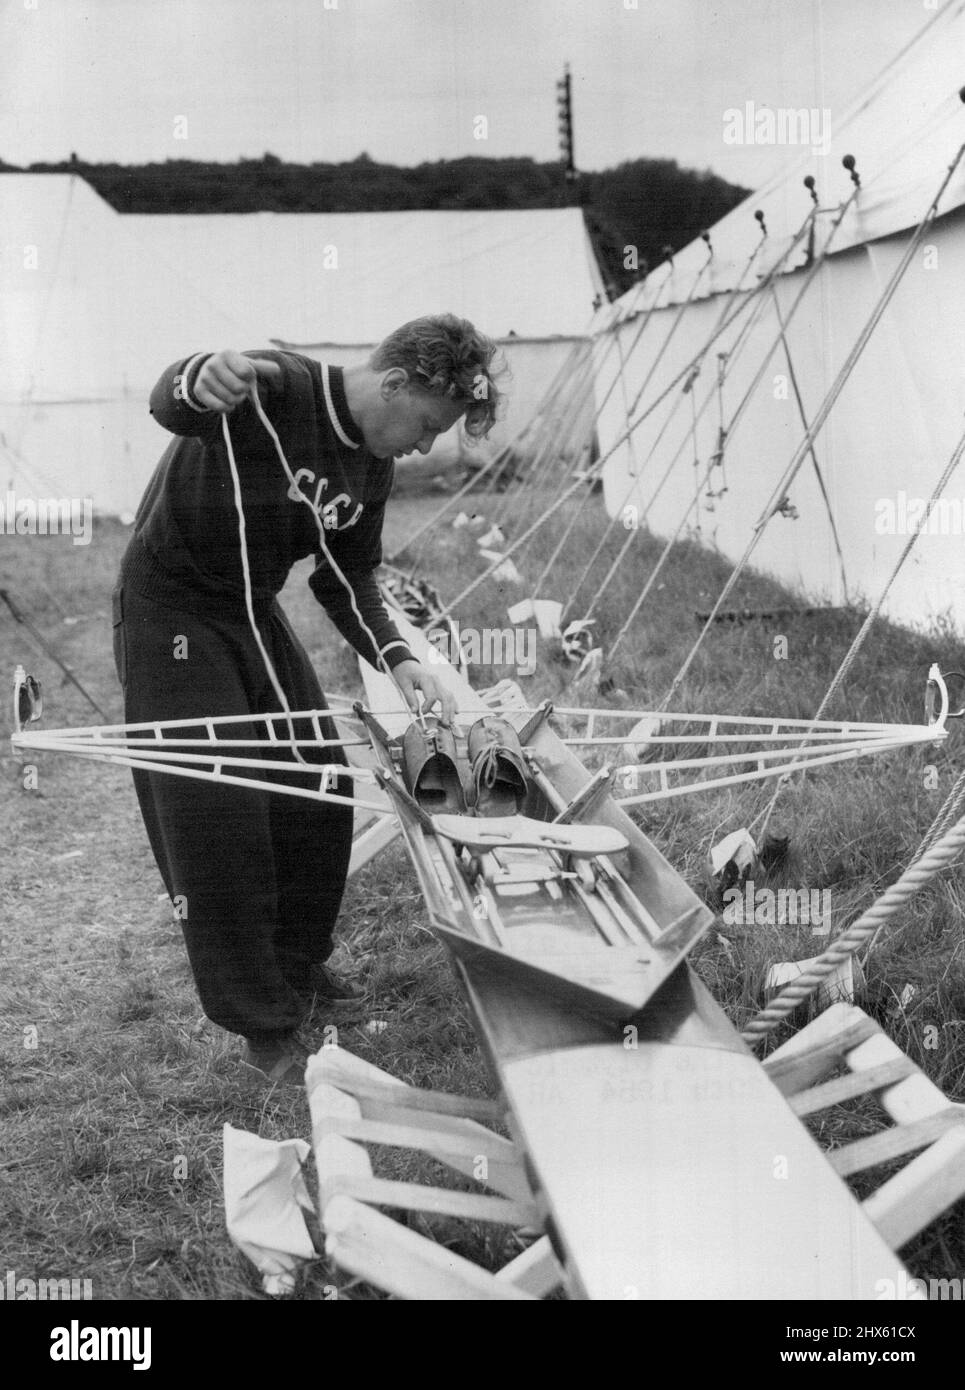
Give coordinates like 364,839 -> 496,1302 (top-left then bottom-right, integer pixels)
223,1124 -> 315,1295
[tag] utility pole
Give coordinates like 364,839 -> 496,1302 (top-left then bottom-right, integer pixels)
556,63 -> 609,300
556,64 -> 576,188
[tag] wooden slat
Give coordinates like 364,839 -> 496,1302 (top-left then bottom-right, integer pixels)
307,1048 -> 504,1123
319,1112 -> 516,1163
320,1173 -> 540,1227
351,1092 -> 506,1143
308,1050 -> 526,1196
829,1110 -> 965,1177
846,1028 -> 953,1128
838,1016 -> 965,1246
310,1073 -> 503,1126
789,1057 -> 918,1117
309,1084 -> 376,1205
864,1128 -> 965,1251
763,1010 -> 880,1096
348,813 -> 400,876
494,1236 -> 564,1297
324,1195 -> 536,1301
353,1104 -> 530,1203
765,1005 -> 965,1249
344,735 -> 398,874
309,1063 -> 541,1298
316,1112 -> 530,1204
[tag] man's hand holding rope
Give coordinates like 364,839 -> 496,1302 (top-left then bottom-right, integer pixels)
193,350 -> 283,410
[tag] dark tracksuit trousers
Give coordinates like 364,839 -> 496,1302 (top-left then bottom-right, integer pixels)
112,541 -> 353,1044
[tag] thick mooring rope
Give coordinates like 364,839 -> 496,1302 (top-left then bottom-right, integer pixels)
913,767 -> 965,864
740,810 -> 965,1046
858,762 -> 965,963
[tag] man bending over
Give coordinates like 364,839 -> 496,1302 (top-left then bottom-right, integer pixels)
112,314 -> 502,1083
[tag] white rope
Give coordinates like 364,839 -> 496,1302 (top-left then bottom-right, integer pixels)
491,287 -> 666,539
222,385 -> 417,752
741,810 -> 965,1046
222,412 -> 312,765
442,222 -> 817,618
769,283 -> 849,601
507,288 -> 649,544
750,419 -> 965,842
860,760 -> 965,963
911,767 -> 965,865
565,216 -> 819,640
386,313 -> 610,566
659,145 -> 965,711
483,301 -> 628,526
505,368 -> 599,538
604,197 -> 855,665
535,254 -> 757,604
572,289 -> 776,626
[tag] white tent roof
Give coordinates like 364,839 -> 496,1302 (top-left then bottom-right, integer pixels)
125,206 -> 605,343
621,0 -> 965,311
0,173 -> 248,403
1,177 -> 603,407
0,174 -> 603,511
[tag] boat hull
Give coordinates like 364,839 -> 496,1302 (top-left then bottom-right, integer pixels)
356,615 -> 910,1298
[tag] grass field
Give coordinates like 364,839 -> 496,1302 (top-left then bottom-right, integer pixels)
2,481 -> 965,1299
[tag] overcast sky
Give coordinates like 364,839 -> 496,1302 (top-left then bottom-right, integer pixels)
1,0 -> 938,192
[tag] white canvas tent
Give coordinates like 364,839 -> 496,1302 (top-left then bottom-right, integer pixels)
0,178 -> 604,517
125,206 -> 604,472
0,174 -> 248,518
124,207 -> 602,344
594,0 -> 965,631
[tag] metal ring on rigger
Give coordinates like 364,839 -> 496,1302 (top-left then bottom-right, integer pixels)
925,664 -> 965,738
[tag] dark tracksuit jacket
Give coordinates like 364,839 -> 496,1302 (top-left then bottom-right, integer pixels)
112,350 -> 413,1042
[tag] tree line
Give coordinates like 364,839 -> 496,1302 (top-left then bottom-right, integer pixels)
1,152 -> 748,295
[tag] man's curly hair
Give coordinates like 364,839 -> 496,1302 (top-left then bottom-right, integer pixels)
370,314 -> 506,441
